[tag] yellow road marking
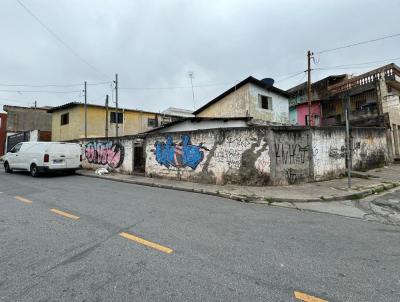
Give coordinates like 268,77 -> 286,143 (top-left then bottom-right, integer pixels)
14,196 -> 33,204
119,232 -> 173,254
294,291 -> 328,302
50,208 -> 80,220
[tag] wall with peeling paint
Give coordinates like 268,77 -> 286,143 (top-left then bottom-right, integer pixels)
145,126 -> 389,186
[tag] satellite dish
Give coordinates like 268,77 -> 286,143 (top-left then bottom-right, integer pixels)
261,78 -> 274,87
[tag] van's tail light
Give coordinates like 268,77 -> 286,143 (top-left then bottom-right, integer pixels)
44,154 -> 49,163
80,154 -> 82,162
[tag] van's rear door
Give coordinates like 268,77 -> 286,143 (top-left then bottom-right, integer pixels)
48,144 -> 68,169
64,144 -> 81,169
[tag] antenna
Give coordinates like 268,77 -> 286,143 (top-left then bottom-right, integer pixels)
188,71 -> 195,110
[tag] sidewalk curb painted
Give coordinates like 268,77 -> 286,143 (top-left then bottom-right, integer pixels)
76,171 -> 400,204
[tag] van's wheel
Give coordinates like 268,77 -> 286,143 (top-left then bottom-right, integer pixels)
4,162 -> 12,173
30,164 -> 39,177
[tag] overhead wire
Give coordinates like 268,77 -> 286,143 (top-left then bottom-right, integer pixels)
15,0 -> 109,80
0,81 -> 110,88
316,32 -> 400,54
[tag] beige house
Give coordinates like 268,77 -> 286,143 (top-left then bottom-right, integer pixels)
194,76 -> 291,124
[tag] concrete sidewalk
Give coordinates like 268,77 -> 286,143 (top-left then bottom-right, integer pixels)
77,165 -> 400,203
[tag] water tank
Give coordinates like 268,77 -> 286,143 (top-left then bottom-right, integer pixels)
261,78 -> 274,87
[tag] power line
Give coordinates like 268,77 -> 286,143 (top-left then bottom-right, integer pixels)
0,81 -> 110,88
0,89 -> 81,94
314,56 -> 400,71
15,0 -> 109,80
316,32 -> 400,54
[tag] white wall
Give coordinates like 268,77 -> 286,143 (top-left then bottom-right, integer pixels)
248,84 -> 289,123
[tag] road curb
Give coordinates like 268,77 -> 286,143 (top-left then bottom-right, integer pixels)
76,171 -> 400,204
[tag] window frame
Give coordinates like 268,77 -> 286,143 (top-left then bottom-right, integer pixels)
60,113 -> 69,125
147,118 -> 157,128
110,112 -> 123,124
259,94 -> 272,110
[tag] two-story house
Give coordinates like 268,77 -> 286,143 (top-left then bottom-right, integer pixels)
48,102 -> 182,141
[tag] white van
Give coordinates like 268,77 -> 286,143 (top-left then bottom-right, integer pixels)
3,142 -> 82,177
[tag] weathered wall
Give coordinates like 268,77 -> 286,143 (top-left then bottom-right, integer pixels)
79,138 -> 133,173
312,127 -> 388,180
145,126 -> 389,186
145,128 -> 272,185
5,107 -> 52,132
273,129 -> 310,185
248,84 -> 289,123
196,84 -> 251,118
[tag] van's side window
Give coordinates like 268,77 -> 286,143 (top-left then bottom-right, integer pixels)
10,143 -> 22,153
61,113 -> 69,125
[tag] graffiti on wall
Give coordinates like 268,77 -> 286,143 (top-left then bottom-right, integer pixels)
85,141 -> 124,168
154,135 -> 206,169
275,143 -> 309,165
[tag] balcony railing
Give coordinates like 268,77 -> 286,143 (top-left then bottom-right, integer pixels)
328,63 -> 400,95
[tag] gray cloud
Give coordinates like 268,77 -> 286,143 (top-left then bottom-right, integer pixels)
1,0 -> 399,112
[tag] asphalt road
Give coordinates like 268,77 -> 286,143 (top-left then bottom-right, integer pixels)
1,170 -> 400,302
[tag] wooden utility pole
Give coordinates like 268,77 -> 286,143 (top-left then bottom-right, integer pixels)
105,95 -> 109,139
84,81 -> 87,139
307,50 -> 313,127
115,73 -> 119,137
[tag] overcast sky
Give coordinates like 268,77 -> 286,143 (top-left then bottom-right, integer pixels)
1,0 -> 399,113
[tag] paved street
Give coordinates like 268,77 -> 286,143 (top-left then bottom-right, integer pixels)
1,171 -> 400,301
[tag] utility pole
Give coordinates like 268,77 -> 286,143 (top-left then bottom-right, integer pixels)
105,95 -> 109,139
345,94 -> 352,188
84,81 -> 87,139
307,50 -> 313,127
115,73 -> 119,137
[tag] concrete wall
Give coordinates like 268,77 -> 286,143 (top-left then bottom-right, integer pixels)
145,126 -> 389,186
5,107 -> 51,132
78,138 -> 134,174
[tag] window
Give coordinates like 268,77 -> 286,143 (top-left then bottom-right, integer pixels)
148,118 -> 157,127
61,113 -> 69,125
10,143 -> 22,153
305,115 -> 310,126
259,95 -> 272,110
314,115 -> 320,126
110,112 -> 123,124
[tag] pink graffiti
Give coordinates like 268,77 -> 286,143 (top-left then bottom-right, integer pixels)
84,141 -> 124,168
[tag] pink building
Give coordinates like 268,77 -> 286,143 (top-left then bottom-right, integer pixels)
296,102 -> 322,126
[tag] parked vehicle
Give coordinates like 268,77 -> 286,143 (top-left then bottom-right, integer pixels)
3,142 -> 82,177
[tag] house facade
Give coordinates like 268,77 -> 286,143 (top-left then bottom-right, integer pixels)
48,102 -> 182,141
287,74 -> 348,126
194,76 -> 290,124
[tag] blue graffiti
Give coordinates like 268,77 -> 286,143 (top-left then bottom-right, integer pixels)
154,135 -> 205,169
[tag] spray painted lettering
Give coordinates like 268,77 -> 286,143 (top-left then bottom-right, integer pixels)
154,135 -> 206,169
275,143 -> 308,165
85,141 -> 124,168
